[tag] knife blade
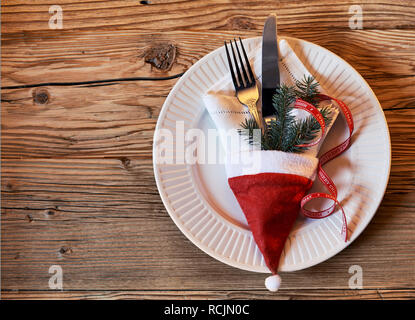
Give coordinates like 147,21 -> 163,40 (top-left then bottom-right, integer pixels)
261,14 -> 280,118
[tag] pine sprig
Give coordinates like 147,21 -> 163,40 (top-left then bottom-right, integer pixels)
271,85 -> 296,150
285,106 -> 332,153
294,75 -> 320,106
239,118 -> 261,148
239,76 -> 333,153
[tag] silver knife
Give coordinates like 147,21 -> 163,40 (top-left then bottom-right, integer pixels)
262,14 -> 280,118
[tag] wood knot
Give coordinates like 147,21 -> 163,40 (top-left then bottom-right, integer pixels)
5,181 -> 19,192
59,246 -> 72,255
25,214 -> 34,223
229,16 -> 255,30
144,43 -> 176,71
45,209 -> 55,217
120,157 -> 131,168
32,88 -> 50,105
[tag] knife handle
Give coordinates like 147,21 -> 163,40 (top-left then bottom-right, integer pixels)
262,87 -> 277,117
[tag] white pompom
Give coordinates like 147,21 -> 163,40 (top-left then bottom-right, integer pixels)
265,274 -> 281,292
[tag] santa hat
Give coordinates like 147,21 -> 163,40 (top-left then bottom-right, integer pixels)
226,150 -> 318,291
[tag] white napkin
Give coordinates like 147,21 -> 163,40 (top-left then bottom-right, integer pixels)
202,39 -> 339,158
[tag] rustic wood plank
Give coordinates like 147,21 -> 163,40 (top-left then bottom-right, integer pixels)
1,82 -> 169,158
2,0 -> 415,33
2,153 -> 414,291
1,89 -> 414,158
2,29 -> 415,86
2,29 -> 414,158
2,289 -> 414,300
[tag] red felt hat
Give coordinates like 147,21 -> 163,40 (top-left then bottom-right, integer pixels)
225,150 -> 318,291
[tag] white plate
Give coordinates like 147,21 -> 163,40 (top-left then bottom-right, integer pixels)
153,37 -> 391,273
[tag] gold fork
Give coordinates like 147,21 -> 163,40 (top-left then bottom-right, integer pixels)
224,38 -> 263,131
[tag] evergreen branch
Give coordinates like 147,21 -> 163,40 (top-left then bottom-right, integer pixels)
238,76 -> 334,153
272,85 -> 296,150
287,106 -> 333,153
239,118 -> 263,149
294,75 -> 320,106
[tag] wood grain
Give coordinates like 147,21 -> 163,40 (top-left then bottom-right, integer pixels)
2,289 -> 414,300
1,0 -> 415,300
2,29 -> 414,158
2,156 -> 415,291
2,0 -> 415,33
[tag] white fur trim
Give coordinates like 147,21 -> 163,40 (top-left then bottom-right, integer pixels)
265,274 -> 282,292
225,150 -> 318,180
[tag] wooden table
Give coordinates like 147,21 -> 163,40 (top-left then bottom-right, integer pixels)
1,0 -> 414,300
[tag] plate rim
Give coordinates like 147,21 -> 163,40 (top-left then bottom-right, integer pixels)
153,36 -> 391,273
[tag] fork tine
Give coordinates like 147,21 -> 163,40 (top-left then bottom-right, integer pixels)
234,38 -> 249,86
230,40 -> 244,88
224,41 -> 238,90
239,37 -> 255,84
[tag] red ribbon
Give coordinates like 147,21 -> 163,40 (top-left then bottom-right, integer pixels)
293,98 -> 326,148
295,95 -> 354,242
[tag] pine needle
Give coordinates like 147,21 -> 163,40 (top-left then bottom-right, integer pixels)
239,76 -> 334,153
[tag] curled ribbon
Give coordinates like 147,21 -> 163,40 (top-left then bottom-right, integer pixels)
293,98 -> 326,148
295,95 -> 354,242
